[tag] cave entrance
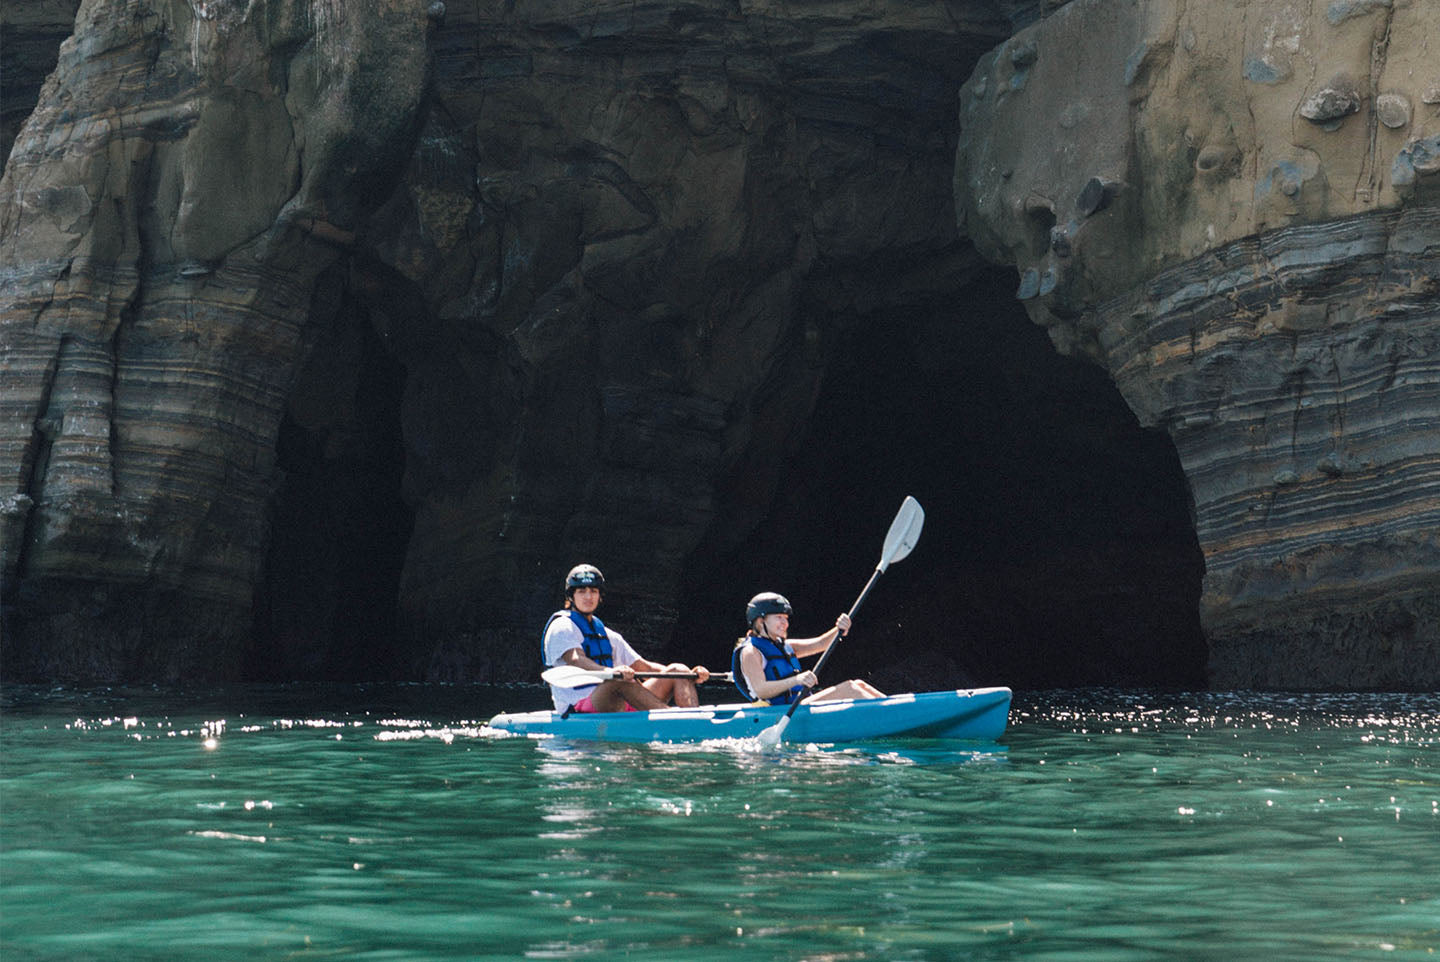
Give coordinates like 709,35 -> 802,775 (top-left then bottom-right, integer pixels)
674,266 -> 1207,691
249,265 -> 415,682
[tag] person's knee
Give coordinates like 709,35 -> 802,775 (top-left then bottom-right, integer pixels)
624,681 -> 669,710
837,679 -> 881,700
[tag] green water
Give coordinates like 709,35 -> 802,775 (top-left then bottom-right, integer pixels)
1,685 -> 1436,961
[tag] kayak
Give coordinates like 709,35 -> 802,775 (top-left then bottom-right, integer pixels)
486,687 -> 1012,744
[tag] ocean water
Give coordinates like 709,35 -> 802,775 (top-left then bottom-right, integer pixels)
0,684 -> 1435,961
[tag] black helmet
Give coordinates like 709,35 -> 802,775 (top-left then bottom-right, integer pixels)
565,564 -> 605,593
746,592 -> 792,623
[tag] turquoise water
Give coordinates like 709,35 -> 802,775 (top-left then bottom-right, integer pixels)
1,685 -> 1436,961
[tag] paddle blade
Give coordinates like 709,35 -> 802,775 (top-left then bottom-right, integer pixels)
877,496 -> 924,572
756,713 -> 791,747
540,665 -> 613,688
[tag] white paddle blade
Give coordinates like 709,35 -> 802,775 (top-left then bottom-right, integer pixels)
540,665 -> 613,688
756,714 -> 791,747
877,496 -> 924,572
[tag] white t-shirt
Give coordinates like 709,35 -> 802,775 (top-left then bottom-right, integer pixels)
542,612 -> 641,712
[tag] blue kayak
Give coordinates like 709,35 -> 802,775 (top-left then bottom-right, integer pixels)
486,687 -> 1012,744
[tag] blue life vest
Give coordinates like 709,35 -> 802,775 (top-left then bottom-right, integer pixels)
732,634 -> 805,705
543,610 -> 614,679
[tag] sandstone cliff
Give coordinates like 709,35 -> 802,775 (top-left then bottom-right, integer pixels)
2,0 -> 1432,690
2,0 -> 432,677
956,0 -> 1439,687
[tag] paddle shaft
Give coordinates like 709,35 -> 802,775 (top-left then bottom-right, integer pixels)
808,567 -> 882,680
777,565 -> 884,722
542,664 -> 731,688
757,496 -> 923,746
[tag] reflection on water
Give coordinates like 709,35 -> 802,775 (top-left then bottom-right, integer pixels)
1,685 -> 1436,961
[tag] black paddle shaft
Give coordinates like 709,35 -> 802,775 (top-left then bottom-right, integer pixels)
781,565 -> 884,721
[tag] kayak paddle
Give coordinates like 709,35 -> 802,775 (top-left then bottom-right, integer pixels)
541,664 -> 731,689
756,494 -> 925,747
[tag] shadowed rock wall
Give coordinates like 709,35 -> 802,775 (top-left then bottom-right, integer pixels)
672,267 -> 1206,693
8,0 -> 1426,690
0,2 -> 79,166
955,0 -> 1440,687
367,0 -> 1017,680
1,0 -> 432,678
4,0 -> 1040,682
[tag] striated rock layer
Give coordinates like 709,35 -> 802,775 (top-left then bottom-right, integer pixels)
1,0 -> 432,678
366,0 -> 1018,681
11,0 -> 1431,690
956,0 -> 1440,687
4,0 -> 1039,682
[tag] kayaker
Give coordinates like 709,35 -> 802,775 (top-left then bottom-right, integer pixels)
732,592 -> 885,705
542,564 -> 712,713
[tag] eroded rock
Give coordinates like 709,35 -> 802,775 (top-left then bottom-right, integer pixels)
5,0 -> 1432,691
0,0 -> 432,680
379,0 -> 1016,679
1300,75 -> 1362,124
2,0 -> 1020,682
956,0 -> 1440,688
1376,92 -> 1412,129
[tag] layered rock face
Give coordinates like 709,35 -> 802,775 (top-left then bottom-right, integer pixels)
956,0 -> 1440,687
1,0 -> 432,678
364,1 -> 1017,680
9,0 -> 1428,690
4,0 -> 1035,681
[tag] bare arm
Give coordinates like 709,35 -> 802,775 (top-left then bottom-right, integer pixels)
740,646 -> 816,701
786,613 -> 852,658
560,647 -> 635,679
786,628 -> 838,658
622,650 -> 707,680
628,654 -> 667,673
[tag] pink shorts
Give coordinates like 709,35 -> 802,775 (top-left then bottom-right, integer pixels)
573,695 -> 639,713
573,699 -> 642,714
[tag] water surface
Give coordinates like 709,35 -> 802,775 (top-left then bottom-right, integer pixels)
2,685 -> 1436,960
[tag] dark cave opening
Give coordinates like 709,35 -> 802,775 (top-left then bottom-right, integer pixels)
672,267 -> 1207,691
251,262 -> 1204,690
249,273 -> 415,682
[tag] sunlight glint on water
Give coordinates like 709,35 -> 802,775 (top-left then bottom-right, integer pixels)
1,685 -> 1436,961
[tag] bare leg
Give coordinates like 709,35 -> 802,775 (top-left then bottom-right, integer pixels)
588,679 -> 669,712
806,679 -> 885,703
643,662 -> 700,707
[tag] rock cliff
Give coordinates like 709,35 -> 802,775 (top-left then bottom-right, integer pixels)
2,0 -> 432,677
1,0 -> 1431,689
956,0 -> 1439,687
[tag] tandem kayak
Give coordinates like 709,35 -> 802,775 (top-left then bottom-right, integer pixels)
486,687 -> 1012,744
